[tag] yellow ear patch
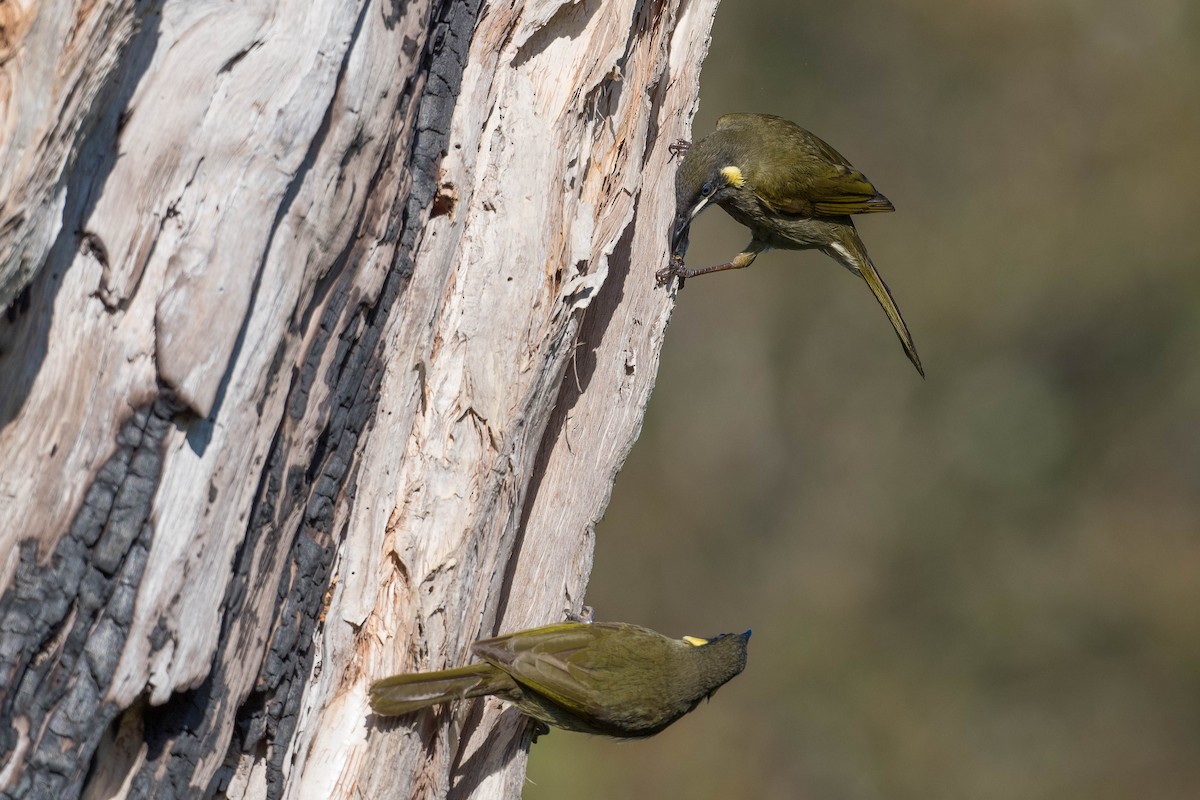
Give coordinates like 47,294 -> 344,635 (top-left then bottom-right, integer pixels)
682,636 -> 709,647
720,165 -> 745,188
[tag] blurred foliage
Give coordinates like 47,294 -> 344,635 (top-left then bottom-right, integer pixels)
526,1 -> 1200,798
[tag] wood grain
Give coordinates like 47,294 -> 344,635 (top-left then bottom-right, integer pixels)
0,0 -> 721,797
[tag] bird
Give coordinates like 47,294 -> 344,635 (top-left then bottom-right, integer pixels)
368,620 -> 750,738
658,113 -> 924,377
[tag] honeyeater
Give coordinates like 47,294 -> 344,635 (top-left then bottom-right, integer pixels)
369,621 -> 750,738
660,112 -> 923,377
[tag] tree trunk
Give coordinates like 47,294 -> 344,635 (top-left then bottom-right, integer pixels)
0,0 -> 719,797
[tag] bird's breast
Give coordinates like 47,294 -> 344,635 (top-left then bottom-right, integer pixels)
718,196 -> 833,251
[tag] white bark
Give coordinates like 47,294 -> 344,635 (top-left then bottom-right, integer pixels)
0,0 -> 720,797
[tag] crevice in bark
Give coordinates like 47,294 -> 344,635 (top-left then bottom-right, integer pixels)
196,3 -> 489,798
0,5 -> 163,429
0,392 -> 183,799
448,708 -> 531,800
512,0 -> 602,68
493,217 -> 638,628
204,0 -> 376,425
0,0 -> 164,309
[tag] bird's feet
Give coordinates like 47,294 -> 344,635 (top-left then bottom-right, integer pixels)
655,253 -> 689,287
668,139 -> 691,160
566,605 -> 595,624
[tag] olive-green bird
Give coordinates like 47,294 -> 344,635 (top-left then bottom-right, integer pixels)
369,621 -> 750,738
659,113 -> 924,377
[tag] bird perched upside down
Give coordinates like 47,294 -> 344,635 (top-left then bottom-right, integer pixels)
658,113 -> 924,377
369,621 -> 750,739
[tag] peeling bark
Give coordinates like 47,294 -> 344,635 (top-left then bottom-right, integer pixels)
0,0 -> 720,797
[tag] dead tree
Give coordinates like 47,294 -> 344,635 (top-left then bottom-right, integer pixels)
0,0 -> 720,797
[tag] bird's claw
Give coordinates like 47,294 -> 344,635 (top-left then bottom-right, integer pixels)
655,254 -> 688,287
566,605 -> 595,624
668,139 -> 691,161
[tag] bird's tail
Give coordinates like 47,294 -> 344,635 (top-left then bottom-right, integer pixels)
369,662 -> 515,716
825,228 -> 925,377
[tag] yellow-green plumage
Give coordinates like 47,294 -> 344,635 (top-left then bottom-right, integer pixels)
663,113 -> 924,377
369,621 -> 750,738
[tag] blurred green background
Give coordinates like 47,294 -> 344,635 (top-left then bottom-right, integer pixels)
527,2 -> 1200,798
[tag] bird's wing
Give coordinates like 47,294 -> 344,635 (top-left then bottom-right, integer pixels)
749,123 -> 894,217
472,623 -> 615,717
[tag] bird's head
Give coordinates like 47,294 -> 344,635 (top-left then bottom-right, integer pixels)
681,629 -> 752,701
672,141 -> 748,254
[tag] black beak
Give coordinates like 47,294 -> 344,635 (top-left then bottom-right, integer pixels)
670,212 -> 691,255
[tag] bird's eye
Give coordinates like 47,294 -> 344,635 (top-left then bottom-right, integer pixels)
701,181 -> 714,197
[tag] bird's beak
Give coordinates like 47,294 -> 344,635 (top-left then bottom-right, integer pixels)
671,197 -> 711,254
670,211 -> 691,254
